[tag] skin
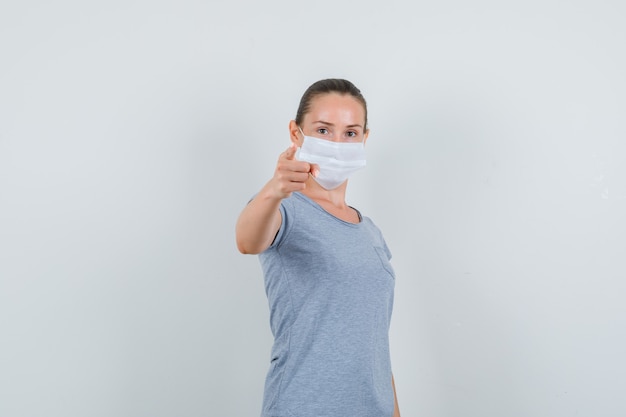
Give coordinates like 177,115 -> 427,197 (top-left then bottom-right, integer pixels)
235,92 -> 400,416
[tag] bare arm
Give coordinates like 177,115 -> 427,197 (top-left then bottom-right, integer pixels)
392,374 -> 400,417
235,185 -> 283,254
236,144 -> 317,254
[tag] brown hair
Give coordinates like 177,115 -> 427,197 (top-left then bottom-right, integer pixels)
295,79 -> 368,130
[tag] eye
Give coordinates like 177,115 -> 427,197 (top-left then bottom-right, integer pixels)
345,130 -> 362,141
317,128 -> 329,135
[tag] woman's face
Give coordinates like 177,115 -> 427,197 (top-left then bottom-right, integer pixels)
293,93 -> 368,146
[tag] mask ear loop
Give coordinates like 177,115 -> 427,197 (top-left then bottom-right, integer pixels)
296,127 -> 318,181
297,127 -> 308,150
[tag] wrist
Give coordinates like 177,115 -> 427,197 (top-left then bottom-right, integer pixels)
259,180 -> 290,203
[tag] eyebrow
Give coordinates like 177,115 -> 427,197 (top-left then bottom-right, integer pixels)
312,120 -> 363,129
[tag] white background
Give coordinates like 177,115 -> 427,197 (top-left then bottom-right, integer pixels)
1,1 -> 625,416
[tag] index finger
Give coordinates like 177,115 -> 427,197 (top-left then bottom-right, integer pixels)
280,143 -> 298,161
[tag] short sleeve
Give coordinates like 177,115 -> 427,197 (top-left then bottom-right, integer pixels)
382,238 -> 392,260
266,198 -> 294,250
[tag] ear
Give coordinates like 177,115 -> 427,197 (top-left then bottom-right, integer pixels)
363,128 -> 370,145
288,120 -> 303,146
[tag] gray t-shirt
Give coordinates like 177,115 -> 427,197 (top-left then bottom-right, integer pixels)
258,192 -> 395,417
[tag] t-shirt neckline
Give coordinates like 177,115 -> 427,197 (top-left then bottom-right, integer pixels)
294,192 -> 363,226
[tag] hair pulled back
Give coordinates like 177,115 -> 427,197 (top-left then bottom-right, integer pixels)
295,79 -> 368,130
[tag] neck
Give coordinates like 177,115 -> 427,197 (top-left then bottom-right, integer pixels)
302,177 -> 348,208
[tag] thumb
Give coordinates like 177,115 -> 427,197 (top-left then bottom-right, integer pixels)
309,163 -> 320,178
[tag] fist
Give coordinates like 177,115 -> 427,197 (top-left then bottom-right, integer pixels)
271,144 -> 319,199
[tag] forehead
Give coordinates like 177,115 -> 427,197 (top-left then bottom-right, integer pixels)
304,93 -> 366,126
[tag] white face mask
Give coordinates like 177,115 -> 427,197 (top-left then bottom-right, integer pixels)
296,128 -> 367,190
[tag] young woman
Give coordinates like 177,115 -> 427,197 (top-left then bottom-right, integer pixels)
236,79 -> 400,417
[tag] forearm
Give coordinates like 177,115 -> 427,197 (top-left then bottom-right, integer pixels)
392,374 -> 400,417
235,183 -> 283,254
236,143 -> 314,254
